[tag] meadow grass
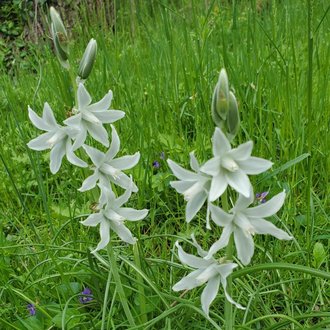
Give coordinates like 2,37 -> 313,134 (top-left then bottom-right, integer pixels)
0,1 -> 329,329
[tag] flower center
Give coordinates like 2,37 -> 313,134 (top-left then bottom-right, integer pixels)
221,156 -> 239,172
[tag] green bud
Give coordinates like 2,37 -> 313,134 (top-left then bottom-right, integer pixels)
78,39 -> 97,80
226,91 -> 240,141
50,7 -> 67,39
51,23 -> 69,69
215,68 -> 229,120
211,68 -> 230,130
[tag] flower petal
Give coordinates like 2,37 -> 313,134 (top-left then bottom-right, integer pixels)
78,171 -> 99,191
110,221 -> 136,244
167,159 -> 198,181
249,218 -> 292,240
200,157 -> 220,176
117,207 -> 148,221
191,233 -> 208,258
28,106 -> 52,131
204,224 -> 233,259
228,141 -> 253,161
218,264 -> 245,310
110,172 -> 138,192
66,140 -> 87,168
43,102 -> 58,127
92,220 -> 110,252
231,189 -> 254,212
83,144 -> 105,167
170,180 -> 195,194
233,226 -> 254,265
226,170 -> 251,198
210,204 -> 233,227
87,90 -> 112,113
81,213 -> 104,227
49,141 -> 66,174
93,110 -> 125,123
245,191 -> 286,218
105,125 -> 120,160
172,269 -> 205,291
189,151 -> 200,172
186,190 -> 207,223
72,126 -> 87,150
212,127 -> 231,157
77,83 -> 92,109
237,157 -> 273,175
209,172 -> 228,202
27,132 -> 54,150
110,152 -> 140,170
176,242 -> 212,269
201,275 -> 220,317
86,122 -> 109,147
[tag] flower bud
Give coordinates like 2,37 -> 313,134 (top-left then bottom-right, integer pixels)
50,7 -> 69,69
50,7 -> 67,39
211,68 -> 230,130
51,23 -> 69,69
215,68 -> 229,120
78,39 -> 97,80
226,91 -> 240,141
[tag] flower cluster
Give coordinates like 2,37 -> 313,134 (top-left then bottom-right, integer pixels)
168,69 -> 293,316
27,10 -> 147,252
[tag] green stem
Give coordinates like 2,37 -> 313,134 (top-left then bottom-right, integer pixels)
306,0 -> 313,266
133,243 -> 148,324
101,266 -> 112,330
107,243 -> 136,327
222,191 -> 233,330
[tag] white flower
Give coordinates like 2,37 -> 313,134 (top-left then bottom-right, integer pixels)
173,236 -> 245,317
79,125 -> 140,192
64,83 -> 125,148
200,127 -> 273,200
205,189 -> 293,265
27,103 -> 87,174
81,184 -> 148,252
167,152 -> 212,227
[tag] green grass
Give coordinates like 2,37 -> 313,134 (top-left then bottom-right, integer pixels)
0,1 -> 329,329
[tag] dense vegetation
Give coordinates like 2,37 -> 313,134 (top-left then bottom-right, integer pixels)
0,1 -> 329,329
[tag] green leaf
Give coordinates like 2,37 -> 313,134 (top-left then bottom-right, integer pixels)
313,242 -> 326,268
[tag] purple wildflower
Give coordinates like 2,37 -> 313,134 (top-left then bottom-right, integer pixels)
79,287 -> 93,304
256,191 -> 269,203
152,161 -> 160,169
27,303 -> 36,316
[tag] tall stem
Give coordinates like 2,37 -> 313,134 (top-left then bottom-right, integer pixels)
107,243 -> 136,327
222,191 -> 234,330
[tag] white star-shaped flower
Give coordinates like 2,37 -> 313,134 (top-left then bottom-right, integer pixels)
27,103 -> 87,174
64,83 -> 125,148
167,152 -> 212,227
79,125 -> 140,192
81,184 -> 148,252
205,189 -> 293,265
173,235 -> 245,317
200,127 -> 273,200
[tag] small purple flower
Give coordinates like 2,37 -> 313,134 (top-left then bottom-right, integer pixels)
152,161 -> 160,169
256,191 -> 269,203
160,151 -> 165,160
27,303 -> 36,316
79,287 -> 93,304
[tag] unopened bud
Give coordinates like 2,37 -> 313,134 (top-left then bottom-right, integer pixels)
50,7 -> 67,39
51,23 -> 69,69
215,69 -> 229,120
211,68 -> 230,130
226,91 -> 240,141
78,39 -> 97,79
